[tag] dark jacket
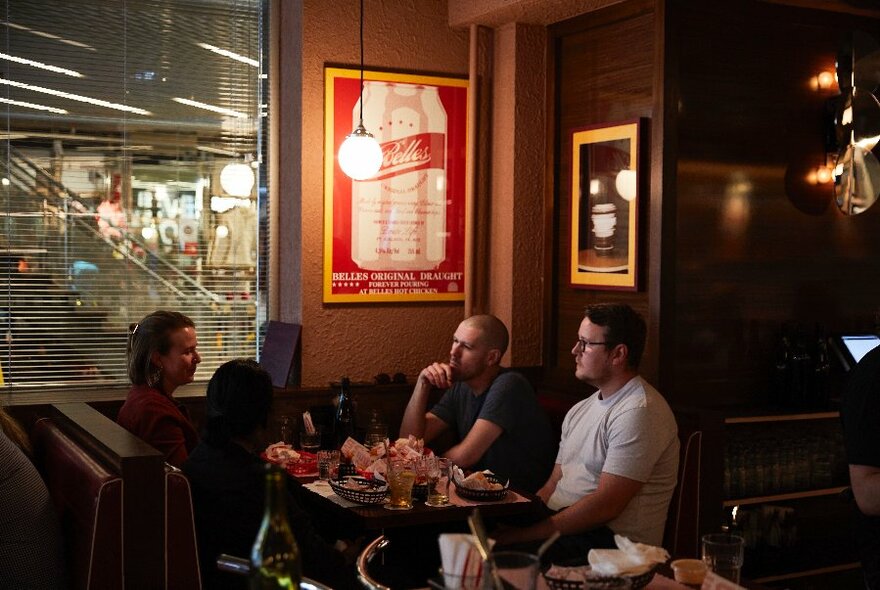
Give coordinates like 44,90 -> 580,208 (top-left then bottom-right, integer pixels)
183,441 -> 358,590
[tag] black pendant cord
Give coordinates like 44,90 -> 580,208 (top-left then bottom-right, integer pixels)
358,0 -> 365,126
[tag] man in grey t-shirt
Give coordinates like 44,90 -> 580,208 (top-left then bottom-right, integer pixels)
400,314 -> 555,492
494,303 -> 679,559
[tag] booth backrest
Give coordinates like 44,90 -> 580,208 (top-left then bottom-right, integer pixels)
166,466 -> 202,589
32,417 -> 124,590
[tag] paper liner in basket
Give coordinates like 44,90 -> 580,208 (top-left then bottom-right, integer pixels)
587,534 -> 669,576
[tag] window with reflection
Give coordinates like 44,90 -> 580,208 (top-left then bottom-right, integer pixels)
0,0 -> 269,387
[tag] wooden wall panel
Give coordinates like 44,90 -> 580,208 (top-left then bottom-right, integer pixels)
547,0 -> 655,390
547,0 -> 880,408
671,1 -> 880,406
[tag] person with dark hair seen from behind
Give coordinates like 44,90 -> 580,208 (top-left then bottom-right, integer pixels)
184,359 -> 359,590
841,345 -> 880,589
0,405 -> 67,589
400,314 -> 556,493
117,310 -> 200,467
492,303 -> 678,563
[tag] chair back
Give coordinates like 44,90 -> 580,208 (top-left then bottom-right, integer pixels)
33,417 -> 124,590
664,429 -> 703,558
357,535 -> 392,590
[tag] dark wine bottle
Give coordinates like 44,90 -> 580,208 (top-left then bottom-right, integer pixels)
334,376 -> 355,446
250,465 -> 302,589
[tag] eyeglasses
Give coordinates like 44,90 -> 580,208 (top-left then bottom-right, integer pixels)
575,338 -> 614,353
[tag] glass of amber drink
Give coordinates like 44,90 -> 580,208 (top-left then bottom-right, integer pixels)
385,459 -> 416,510
426,457 -> 451,507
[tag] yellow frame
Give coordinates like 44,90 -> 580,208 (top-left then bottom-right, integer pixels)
323,67 -> 469,303
569,120 -> 640,290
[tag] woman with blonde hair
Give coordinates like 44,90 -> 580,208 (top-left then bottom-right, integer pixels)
117,310 -> 200,467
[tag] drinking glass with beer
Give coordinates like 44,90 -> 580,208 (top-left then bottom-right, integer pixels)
384,458 -> 416,510
426,456 -> 451,507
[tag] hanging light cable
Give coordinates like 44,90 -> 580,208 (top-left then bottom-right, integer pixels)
338,0 -> 383,180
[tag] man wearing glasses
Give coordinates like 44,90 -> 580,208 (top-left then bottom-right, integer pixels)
494,303 -> 679,560
400,314 -> 556,493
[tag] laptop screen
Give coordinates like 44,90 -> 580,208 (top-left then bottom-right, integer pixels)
842,335 -> 880,365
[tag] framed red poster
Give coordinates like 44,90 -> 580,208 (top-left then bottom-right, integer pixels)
323,67 -> 468,303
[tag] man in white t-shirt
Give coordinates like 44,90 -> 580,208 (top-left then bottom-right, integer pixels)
494,303 -> 679,560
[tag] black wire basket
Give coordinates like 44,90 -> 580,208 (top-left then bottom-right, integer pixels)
453,472 -> 509,502
329,476 -> 388,505
542,565 -> 658,590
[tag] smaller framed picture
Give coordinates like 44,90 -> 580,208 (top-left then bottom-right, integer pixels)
569,119 -> 643,290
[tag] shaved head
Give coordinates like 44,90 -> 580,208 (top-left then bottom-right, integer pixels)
461,314 -> 509,356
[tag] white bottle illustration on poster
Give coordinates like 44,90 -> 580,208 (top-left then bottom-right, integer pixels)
350,81 -> 448,270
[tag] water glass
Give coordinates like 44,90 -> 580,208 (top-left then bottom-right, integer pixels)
384,459 -> 415,510
494,551 -> 539,590
317,450 -> 340,480
426,457 -> 451,506
300,426 -> 322,453
702,533 -> 744,584
433,569 -> 491,590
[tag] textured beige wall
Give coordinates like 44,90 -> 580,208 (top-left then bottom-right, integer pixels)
298,1 -> 469,386
448,0 -> 623,27
489,23 -> 546,367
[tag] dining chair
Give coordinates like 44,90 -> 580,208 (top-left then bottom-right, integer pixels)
664,429 -> 703,558
356,535 -> 392,590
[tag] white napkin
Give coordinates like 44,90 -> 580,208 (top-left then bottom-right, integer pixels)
438,533 -> 494,589
587,534 -> 669,576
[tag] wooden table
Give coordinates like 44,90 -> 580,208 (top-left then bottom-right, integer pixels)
294,477 -> 540,532
292,477 -> 541,588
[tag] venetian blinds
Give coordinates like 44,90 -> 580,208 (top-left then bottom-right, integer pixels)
0,0 -> 269,388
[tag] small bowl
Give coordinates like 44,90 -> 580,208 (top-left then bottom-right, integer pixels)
670,559 -> 707,586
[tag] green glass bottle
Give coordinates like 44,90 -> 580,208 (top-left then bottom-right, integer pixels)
250,464 -> 302,589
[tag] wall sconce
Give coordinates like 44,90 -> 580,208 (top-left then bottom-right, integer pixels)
338,0 -> 382,180
806,165 -> 833,185
811,70 -> 836,91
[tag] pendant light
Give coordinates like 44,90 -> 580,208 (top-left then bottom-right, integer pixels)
338,0 -> 383,181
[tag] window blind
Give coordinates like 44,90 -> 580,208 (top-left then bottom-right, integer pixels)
0,0 -> 269,388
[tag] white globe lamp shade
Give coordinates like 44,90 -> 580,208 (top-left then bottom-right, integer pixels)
220,162 -> 255,197
338,125 -> 383,180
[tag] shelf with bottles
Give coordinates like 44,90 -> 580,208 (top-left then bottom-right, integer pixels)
724,410 -> 838,425
722,417 -> 847,503
729,495 -> 858,583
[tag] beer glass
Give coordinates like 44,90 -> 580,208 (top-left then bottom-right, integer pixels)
384,459 -> 416,510
426,457 -> 451,506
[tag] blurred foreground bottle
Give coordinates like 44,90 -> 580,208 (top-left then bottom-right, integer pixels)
251,465 -> 301,589
334,377 -> 355,446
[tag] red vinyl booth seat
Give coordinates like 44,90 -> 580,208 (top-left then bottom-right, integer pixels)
166,466 -> 202,589
32,418 -> 124,590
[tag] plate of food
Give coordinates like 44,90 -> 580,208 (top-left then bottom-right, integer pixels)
543,535 -> 667,590
340,435 -> 430,479
262,442 -> 318,477
542,564 -> 658,590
